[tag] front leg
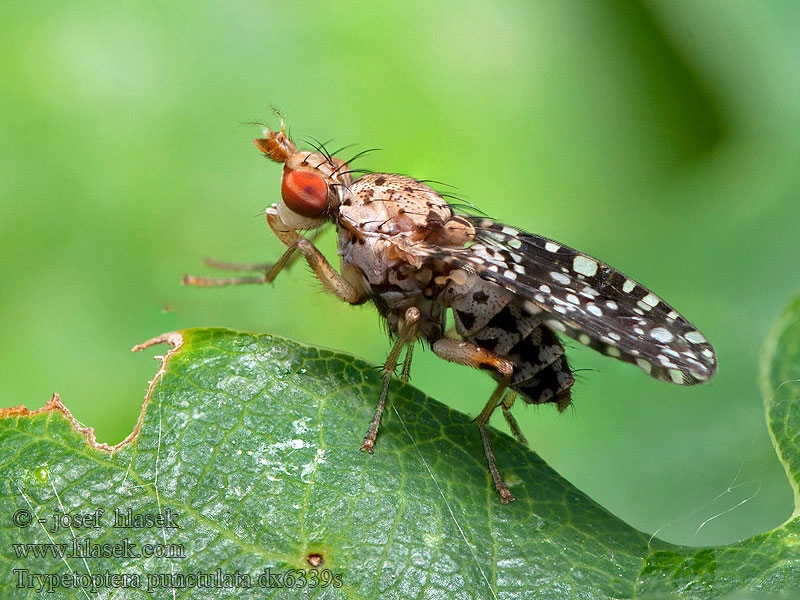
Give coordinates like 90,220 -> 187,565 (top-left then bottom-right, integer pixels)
183,208 -> 364,304
181,218 -> 324,288
266,207 -> 364,304
182,245 -> 298,287
293,238 -> 363,304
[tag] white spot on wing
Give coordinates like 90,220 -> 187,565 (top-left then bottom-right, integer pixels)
658,355 -> 678,368
642,293 -> 660,308
572,255 -> 598,277
550,272 -> 570,285
566,294 -> 580,305
471,245 -> 493,261
606,346 -> 621,357
669,369 -> 685,384
623,279 -> 635,293
650,327 -> 674,343
685,358 -> 709,371
636,358 -> 652,373
586,304 -> 603,317
545,242 -> 561,253
685,331 -> 706,344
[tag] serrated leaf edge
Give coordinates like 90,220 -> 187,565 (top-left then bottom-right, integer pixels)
0,331 -> 185,454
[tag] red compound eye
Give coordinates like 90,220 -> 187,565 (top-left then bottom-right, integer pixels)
281,169 -> 329,218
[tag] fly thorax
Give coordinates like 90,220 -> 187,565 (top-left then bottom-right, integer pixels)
340,173 -> 454,234
338,229 -> 394,286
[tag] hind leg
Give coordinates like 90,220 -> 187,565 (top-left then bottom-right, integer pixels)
431,339 -> 517,503
500,392 -> 528,446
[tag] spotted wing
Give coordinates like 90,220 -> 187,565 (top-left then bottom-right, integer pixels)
428,218 -> 717,385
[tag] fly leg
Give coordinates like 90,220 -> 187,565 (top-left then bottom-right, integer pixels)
182,245 -> 298,287
361,307 -> 420,452
431,338 -> 517,503
265,209 -> 364,304
184,211 -> 362,304
182,228 -> 323,287
500,391 -> 528,446
400,340 -> 415,382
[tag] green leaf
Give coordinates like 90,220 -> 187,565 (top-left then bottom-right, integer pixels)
1,317 -> 799,599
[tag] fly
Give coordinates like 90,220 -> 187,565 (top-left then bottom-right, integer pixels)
183,119 -> 717,503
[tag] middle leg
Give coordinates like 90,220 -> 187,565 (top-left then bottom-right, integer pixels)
361,307 -> 421,452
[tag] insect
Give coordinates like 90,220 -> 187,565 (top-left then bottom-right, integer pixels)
183,119 -> 717,503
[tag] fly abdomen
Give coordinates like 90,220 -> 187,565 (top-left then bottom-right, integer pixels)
505,324 -> 574,411
443,273 -> 575,411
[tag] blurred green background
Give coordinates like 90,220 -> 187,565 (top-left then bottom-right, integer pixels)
2,0 -> 799,547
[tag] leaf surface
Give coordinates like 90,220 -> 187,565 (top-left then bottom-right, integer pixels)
1,320 -> 799,599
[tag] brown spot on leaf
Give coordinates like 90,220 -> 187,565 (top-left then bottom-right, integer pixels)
307,553 -> 324,567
